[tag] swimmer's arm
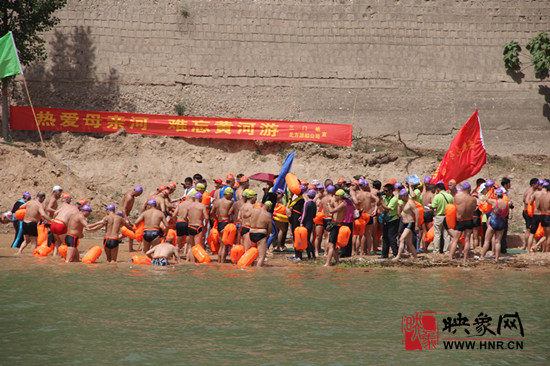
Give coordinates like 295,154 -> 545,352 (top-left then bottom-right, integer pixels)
409,186 -> 417,199
202,206 -> 209,221
145,247 -> 155,258
161,215 -> 169,229
486,198 -> 497,206
38,205 -> 51,222
173,247 -> 180,263
134,213 -> 144,226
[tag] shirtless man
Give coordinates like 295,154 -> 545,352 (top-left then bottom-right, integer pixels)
449,182 -> 477,262
249,201 -> 273,267
17,193 -> 51,254
394,189 -> 418,260
235,176 -> 249,201
324,189 -> 347,267
522,178 -> 539,250
313,184 -> 326,256
64,204 -> 94,263
121,185 -> 143,252
421,183 -> 436,252
141,185 -> 165,211
238,190 -> 257,251
43,185 -> 63,246
447,179 -> 458,197
318,185 -> 336,257
173,197 -> 192,251
146,242 -> 180,266
134,199 -> 169,253
90,204 -> 133,263
183,192 -> 209,262
526,180 -> 545,252
211,188 -> 235,263
51,194 -> 80,256
356,179 -> 377,256
536,182 -> 550,252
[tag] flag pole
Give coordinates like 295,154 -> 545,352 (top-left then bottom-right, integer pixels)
21,75 -> 50,163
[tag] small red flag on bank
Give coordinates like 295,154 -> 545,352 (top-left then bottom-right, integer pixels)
430,110 -> 487,185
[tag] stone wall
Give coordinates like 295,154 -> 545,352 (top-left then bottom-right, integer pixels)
15,0 -> 550,155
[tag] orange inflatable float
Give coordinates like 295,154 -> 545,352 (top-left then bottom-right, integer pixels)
413,201 -> 424,226
131,254 -> 151,265
82,246 -> 102,264
361,212 -> 371,223
445,203 -> 457,230
58,244 -> 68,259
222,223 -> 237,246
230,244 -> 245,264
134,221 -> 145,242
313,211 -> 324,225
33,243 -> 54,257
424,226 -> 434,243
207,228 -> 220,254
478,201 -> 492,214
274,204 -> 289,223
37,224 -> 48,246
294,226 -> 308,252
192,245 -> 211,264
237,247 -> 259,266
14,208 -> 26,221
535,224 -> 545,240
121,226 -> 137,240
527,201 -> 535,218
285,173 -> 302,195
353,218 -> 366,236
336,226 -> 351,247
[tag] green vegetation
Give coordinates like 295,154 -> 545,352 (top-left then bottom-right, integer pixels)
175,103 -> 186,116
503,32 -> 550,79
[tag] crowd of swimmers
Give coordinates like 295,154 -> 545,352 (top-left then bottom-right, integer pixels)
3,173 -> 550,266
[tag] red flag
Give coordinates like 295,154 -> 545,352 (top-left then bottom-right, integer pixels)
431,110 -> 487,185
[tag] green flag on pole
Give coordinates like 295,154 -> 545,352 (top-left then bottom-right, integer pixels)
0,31 -> 22,79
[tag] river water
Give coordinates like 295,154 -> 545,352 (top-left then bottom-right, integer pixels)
1,250 -> 548,365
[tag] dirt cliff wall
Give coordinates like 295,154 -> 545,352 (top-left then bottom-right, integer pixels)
12,0 -> 550,155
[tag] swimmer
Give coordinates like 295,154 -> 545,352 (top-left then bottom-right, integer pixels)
238,190 -> 257,251
172,195 -> 192,251
183,191 -> 209,262
43,185 -> 63,247
324,189 -> 347,266
235,175 -> 249,201
134,199 -> 169,253
249,201 -> 273,267
51,193 -> 80,256
17,193 -> 51,255
449,182 -> 477,262
10,191 -> 31,248
121,185 -> 143,252
356,179 -> 377,256
394,189 -> 418,260
526,180 -> 545,252
146,242 -> 180,266
521,178 -> 538,250
480,188 -> 510,261
88,204 -> 133,263
536,182 -> 550,252
211,187 -> 235,263
64,204 -> 94,263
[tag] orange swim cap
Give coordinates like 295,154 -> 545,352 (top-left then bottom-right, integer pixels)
62,193 -> 72,200
159,184 -> 167,191
308,184 -> 316,190
227,174 -> 235,180
300,180 -> 309,186
389,178 -> 396,185
337,178 -> 346,184
168,182 -> 177,190
77,198 -> 87,206
239,176 -> 248,183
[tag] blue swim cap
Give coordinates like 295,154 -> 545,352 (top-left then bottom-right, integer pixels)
307,189 -> 316,198
147,199 -> 157,206
135,186 -> 143,194
81,204 -> 92,212
326,185 -> 336,193
106,204 -> 115,211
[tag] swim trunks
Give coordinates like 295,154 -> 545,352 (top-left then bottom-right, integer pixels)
188,224 -> 203,236
366,215 -> 374,225
328,222 -> 342,244
423,210 -> 434,224
541,213 -> 550,227
398,221 -> 415,236
65,234 -> 79,248
241,226 -> 250,236
523,209 -> 532,229
530,215 -> 543,234
103,238 -> 120,249
143,229 -> 162,243
218,221 -> 229,233
51,218 -> 67,235
151,256 -> 169,266
472,208 -> 482,228
249,232 -> 267,243
22,221 -> 38,237
322,218 -> 332,230
176,221 -> 189,237
455,219 -> 474,232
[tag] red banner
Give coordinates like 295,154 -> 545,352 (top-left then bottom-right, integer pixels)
10,106 -> 352,146
431,110 -> 487,185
